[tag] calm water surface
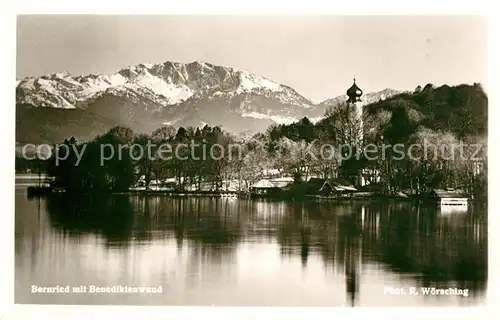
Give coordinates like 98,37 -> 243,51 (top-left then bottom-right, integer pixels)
15,188 -> 487,306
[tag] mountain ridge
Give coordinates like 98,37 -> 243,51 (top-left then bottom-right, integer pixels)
16,60 -> 402,144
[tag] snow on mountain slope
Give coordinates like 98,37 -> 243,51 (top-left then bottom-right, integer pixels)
16,60 -> 401,143
16,61 -> 300,110
241,112 -> 298,125
236,71 -> 282,94
17,72 -> 129,108
132,69 -> 193,104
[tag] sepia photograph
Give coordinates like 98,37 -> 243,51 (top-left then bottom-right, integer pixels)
13,14 -> 488,308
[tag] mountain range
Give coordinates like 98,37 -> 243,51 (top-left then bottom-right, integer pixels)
16,61 -> 401,144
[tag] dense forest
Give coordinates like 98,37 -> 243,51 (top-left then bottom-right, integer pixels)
18,83 -> 488,198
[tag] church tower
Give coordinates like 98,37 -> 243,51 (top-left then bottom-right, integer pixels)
346,77 -> 363,144
346,78 -> 365,187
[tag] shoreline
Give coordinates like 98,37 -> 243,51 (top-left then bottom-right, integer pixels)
23,185 -> 460,202
22,185 -> 487,210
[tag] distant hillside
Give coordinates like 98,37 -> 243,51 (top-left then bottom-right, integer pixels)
363,83 -> 487,140
16,104 -> 118,144
270,83 -> 487,144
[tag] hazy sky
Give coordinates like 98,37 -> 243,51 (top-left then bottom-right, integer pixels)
16,15 -> 487,101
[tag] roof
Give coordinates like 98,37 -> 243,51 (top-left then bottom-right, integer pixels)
431,189 -> 468,198
269,177 -> 294,182
304,178 -> 332,192
346,79 -> 363,101
333,185 -> 358,192
306,178 -> 327,186
251,179 -> 277,189
269,177 -> 294,188
330,178 -> 353,186
307,177 -> 326,183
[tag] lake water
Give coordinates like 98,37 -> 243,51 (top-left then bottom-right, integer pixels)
15,188 -> 487,306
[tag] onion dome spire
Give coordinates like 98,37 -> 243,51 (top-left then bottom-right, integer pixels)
347,77 -> 363,103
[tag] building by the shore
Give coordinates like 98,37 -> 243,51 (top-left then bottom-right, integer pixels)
430,188 -> 468,206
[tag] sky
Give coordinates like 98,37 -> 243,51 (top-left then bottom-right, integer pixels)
16,15 -> 487,102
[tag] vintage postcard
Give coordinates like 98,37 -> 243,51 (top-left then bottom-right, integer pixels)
11,13 -> 489,313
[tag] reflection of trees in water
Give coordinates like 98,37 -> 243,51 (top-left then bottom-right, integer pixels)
46,194 -> 487,301
45,193 -> 135,246
145,197 -> 245,283
130,196 -> 244,268
46,195 -> 245,283
275,200 -> 487,304
276,200 -> 363,306
365,202 -> 487,291
277,201 -> 321,268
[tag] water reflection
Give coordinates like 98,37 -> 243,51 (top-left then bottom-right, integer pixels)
15,192 -> 487,306
46,194 -> 135,246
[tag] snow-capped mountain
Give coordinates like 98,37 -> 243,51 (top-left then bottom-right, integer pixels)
16,61 -> 400,144
16,61 -> 312,109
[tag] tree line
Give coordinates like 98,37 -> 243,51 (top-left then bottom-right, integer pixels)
21,83 -> 487,198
